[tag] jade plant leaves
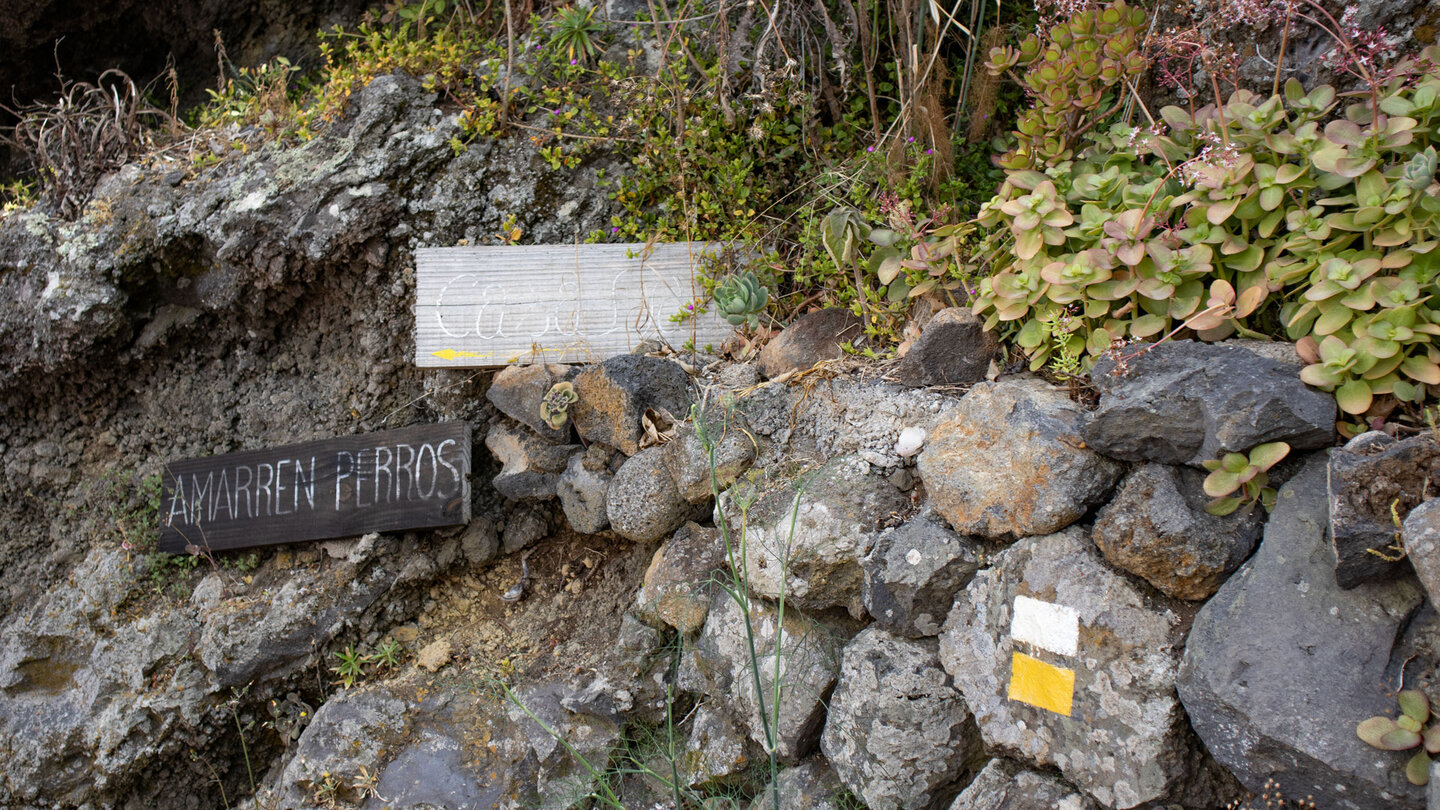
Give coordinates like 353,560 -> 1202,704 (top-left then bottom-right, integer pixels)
969,3 -> 1440,427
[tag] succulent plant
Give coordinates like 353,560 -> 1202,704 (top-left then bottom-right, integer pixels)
539,381 -> 578,430
1202,441 -> 1290,515
983,0 -> 1148,169
712,272 -> 769,329
970,1 -> 1440,424
1357,689 -> 1440,785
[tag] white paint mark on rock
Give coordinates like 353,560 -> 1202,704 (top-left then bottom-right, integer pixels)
1011,594 -> 1080,657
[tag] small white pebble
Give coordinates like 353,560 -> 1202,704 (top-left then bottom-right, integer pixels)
894,426 -> 927,457
906,548 -> 923,565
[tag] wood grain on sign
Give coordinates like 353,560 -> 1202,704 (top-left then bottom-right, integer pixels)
414,243 -> 737,367
157,422 -> 472,553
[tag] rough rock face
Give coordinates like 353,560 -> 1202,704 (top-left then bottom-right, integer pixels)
485,422 -> 580,501
265,675 -> 620,810
861,510 -> 986,637
918,377 -> 1123,541
555,446 -> 618,534
0,70 -> 616,621
731,456 -> 910,618
820,627 -> 981,810
895,307 -> 998,387
570,355 -> 693,456
678,593 -> 847,763
1404,498 -> 1440,608
1091,464 -> 1264,600
680,702 -> 754,789
948,758 -> 1098,810
0,534 -> 434,808
663,406 -> 758,504
938,527 -> 1214,809
635,522 -> 728,635
1328,432 -> 1440,587
758,308 -> 863,378
1177,457 -> 1427,809
606,447 -> 705,542
1084,341 -> 1335,466
747,757 -> 847,810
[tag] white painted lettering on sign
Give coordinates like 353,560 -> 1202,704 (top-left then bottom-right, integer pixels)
414,243 -> 738,367
1010,595 -> 1080,657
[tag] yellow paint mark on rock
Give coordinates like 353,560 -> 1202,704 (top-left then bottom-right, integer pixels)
1008,651 -> 1075,716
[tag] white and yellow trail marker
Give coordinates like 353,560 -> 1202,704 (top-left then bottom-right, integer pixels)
1006,595 -> 1081,716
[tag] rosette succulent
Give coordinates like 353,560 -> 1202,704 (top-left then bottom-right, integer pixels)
713,272 -> 769,329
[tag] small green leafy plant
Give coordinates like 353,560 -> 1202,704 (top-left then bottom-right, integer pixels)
548,6 -> 604,63
712,272 -> 770,329
1357,689 -> 1440,785
540,381 -> 579,430
368,637 -> 404,669
1202,441 -> 1290,515
331,646 -> 366,688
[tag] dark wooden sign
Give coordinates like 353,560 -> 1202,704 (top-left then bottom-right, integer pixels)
158,422 -> 472,553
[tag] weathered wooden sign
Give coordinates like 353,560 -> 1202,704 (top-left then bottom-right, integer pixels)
158,422 -> 472,553
414,243 -> 738,367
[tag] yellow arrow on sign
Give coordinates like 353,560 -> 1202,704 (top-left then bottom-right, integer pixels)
432,348 -> 488,361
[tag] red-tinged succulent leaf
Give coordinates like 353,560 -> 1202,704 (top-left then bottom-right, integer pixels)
1400,690 -> 1431,723
1380,727 -> 1424,750
1358,716 -> 1400,747
1205,496 -> 1243,516
1424,724 -> 1440,754
1249,442 -> 1291,471
1204,470 -> 1241,498
1408,750 -> 1432,786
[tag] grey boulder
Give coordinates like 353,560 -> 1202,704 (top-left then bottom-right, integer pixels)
820,627 -> 982,810
861,510 -> 985,637
663,405 -> 758,504
728,456 -> 909,618
948,758 -> 1098,810
758,308 -> 863,379
485,422 -> 580,501
635,522 -> 727,635
678,592 -> 846,762
1084,340 -> 1335,466
938,526 -> 1218,809
570,354 -> 693,456
606,447 -> 705,542
1404,498 -> 1440,609
1328,432 -> 1440,588
679,702 -> 755,789
486,363 -> 577,443
1177,456 -> 1427,809
556,447 -> 617,534
747,758 -> 847,810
